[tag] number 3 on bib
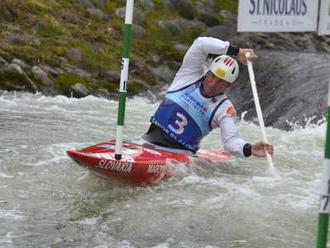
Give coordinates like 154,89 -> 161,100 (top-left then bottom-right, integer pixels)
168,112 -> 188,134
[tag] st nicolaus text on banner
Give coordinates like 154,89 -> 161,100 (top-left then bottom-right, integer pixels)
237,0 -> 319,32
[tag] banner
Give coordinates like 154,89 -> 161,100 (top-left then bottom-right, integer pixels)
237,0 -> 319,32
318,0 -> 330,35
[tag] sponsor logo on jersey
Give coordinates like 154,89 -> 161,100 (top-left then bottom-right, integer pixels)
226,105 -> 237,117
180,93 -> 208,115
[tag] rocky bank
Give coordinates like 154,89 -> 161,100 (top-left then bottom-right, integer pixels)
0,0 -> 329,129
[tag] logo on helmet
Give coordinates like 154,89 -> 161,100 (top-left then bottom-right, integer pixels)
215,68 -> 226,78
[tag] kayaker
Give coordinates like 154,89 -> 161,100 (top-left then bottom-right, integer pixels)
142,36 -> 273,158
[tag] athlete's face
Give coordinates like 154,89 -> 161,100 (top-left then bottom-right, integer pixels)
202,71 -> 232,97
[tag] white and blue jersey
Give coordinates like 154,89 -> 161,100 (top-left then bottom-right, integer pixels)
151,79 -> 229,153
148,37 -> 247,156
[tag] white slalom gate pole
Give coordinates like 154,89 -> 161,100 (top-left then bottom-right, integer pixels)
245,52 -> 275,175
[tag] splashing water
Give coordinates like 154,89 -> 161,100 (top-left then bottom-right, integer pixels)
0,91 -> 325,248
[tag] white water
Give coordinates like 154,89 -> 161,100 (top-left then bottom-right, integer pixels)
0,91 -> 325,248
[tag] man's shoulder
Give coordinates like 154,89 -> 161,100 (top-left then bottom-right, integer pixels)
216,97 -> 237,118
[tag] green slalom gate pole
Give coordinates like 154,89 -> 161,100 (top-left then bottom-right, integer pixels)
115,0 -> 134,160
317,72 -> 330,248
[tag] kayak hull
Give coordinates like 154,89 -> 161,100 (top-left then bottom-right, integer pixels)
67,140 -> 189,184
67,140 -> 230,184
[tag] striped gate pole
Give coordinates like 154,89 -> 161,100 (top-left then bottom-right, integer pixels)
317,73 -> 330,248
115,0 -> 134,160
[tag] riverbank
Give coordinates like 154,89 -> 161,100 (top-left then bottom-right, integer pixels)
1,0 -> 329,129
1,0 -> 329,97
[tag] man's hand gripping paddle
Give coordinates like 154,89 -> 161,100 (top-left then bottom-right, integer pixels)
245,52 -> 276,176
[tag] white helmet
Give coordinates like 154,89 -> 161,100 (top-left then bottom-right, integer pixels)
209,55 -> 239,83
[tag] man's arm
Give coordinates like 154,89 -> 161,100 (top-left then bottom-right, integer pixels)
169,37 -> 233,91
214,101 -> 246,157
216,102 -> 273,158
218,113 -> 247,157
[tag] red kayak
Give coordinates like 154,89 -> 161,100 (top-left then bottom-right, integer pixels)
67,140 -> 230,184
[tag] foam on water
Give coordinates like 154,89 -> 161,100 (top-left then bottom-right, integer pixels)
77,217 -> 99,225
0,91 -> 326,247
0,172 -> 14,178
0,210 -> 24,221
0,232 -> 15,245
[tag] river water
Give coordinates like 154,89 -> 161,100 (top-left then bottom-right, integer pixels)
0,91 -> 326,248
